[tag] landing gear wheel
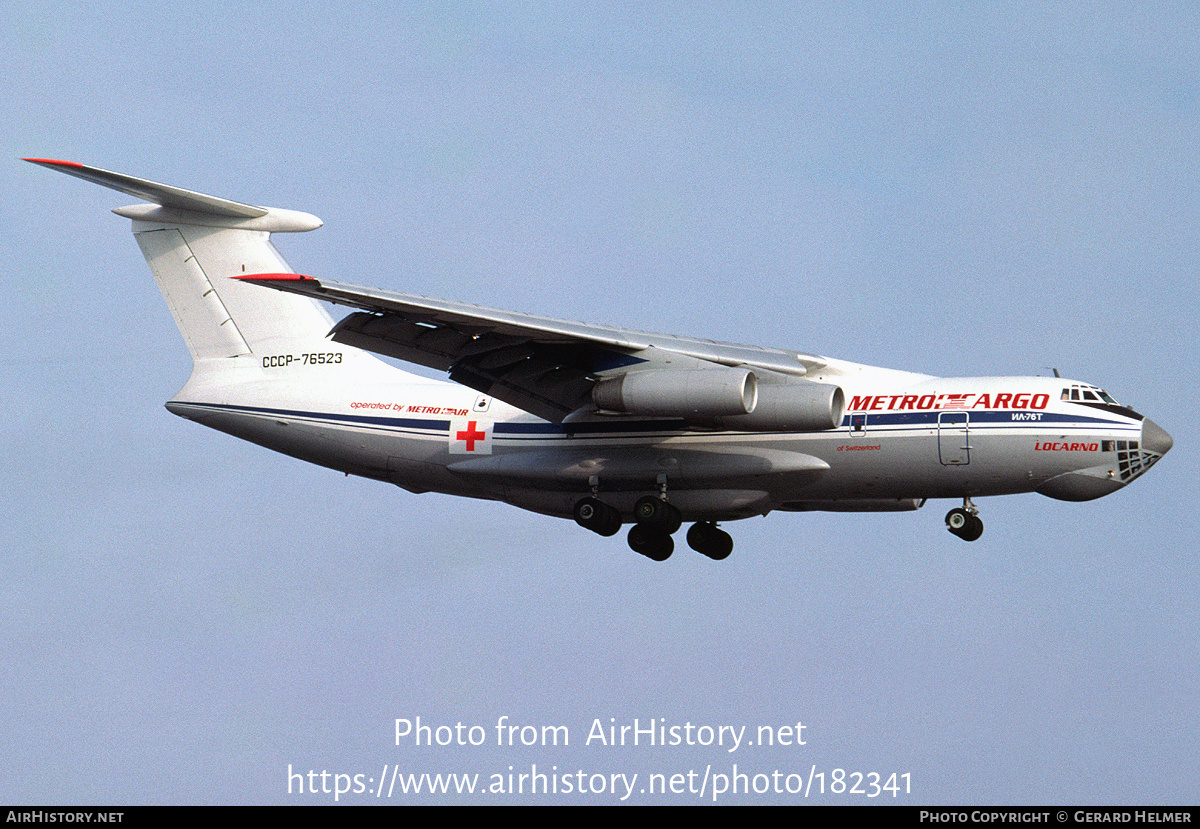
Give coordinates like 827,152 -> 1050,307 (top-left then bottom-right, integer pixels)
686,522 -> 734,560
628,524 -> 673,561
946,508 -> 970,532
945,507 -> 983,541
634,495 -> 682,534
574,497 -> 621,537
961,514 -> 984,542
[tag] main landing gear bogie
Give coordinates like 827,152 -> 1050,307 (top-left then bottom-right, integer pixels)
572,492 -> 735,561
573,496 -> 622,537
634,495 -> 682,534
687,521 -> 734,560
627,522 -> 674,561
945,499 -> 984,542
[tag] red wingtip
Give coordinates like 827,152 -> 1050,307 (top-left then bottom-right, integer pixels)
235,273 -> 317,282
23,158 -> 84,168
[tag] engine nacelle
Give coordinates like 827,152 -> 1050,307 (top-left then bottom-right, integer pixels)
720,382 -> 845,431
592,368 -> 757,417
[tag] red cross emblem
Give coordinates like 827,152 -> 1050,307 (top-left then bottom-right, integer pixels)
457,420 -> 485,450
450,418 -> 491,454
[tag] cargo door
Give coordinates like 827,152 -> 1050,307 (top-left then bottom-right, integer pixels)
938,411 -> 970,465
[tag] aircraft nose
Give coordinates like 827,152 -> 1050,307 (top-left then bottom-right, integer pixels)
1141,418 -> 1173,456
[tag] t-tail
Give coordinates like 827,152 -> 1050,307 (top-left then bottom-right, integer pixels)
25,159 -> 399,398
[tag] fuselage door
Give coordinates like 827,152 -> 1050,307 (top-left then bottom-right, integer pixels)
938,411 -> 970,466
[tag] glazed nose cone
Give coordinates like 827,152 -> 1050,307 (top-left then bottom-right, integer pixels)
1141,418 -> 1173,456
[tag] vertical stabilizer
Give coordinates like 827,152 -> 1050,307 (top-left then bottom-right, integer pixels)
130,221 -> 334,360
26,159 -> 359,365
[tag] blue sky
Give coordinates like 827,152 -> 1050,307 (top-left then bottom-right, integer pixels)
3,1 -> 1197,804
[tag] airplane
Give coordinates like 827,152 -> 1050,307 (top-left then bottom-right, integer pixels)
27,158 -> 1173,561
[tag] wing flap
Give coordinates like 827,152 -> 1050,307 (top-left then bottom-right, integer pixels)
237,273 -> 654,351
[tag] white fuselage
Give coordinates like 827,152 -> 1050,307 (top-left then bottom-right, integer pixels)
164,354 -> 1162,524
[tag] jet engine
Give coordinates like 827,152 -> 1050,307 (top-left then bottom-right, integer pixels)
592,369 -> 844,432
721,382 -> 845,431
592,368 -> 757,417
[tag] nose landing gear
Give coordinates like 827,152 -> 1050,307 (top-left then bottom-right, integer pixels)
945,498 -> 983,541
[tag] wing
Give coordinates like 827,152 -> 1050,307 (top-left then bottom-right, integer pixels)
238,273 -> 828,423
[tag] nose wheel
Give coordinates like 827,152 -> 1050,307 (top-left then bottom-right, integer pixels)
945,499 -> 983,541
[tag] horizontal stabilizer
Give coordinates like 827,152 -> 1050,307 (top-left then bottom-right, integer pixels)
25,158 -> 269,219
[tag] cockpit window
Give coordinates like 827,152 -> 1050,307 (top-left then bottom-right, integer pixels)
1062,385 -> 1122,406
1061,384 -> 1142,420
